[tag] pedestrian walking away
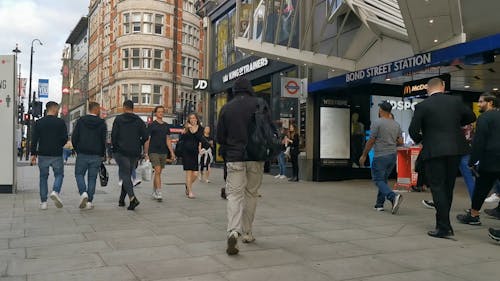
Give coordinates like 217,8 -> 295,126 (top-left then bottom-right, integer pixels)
456,92 -> 500,230
112,100 -> 148,210
360,101 -> 404,214
30,101 -> 68,210
72,102 -> 107,210
409,77 -> 476,239
144,105 -> 176,202
287,123 -> 300,182
217,78 -> 273,255
198,126 -> 214,183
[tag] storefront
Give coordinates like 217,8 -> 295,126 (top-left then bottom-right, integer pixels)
308,34 -> 500,181
209,55 -> 298,162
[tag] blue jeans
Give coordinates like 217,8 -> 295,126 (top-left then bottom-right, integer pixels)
278,151 -> 286,176
459,154 -> 475,199
75,153 -> 102,202
38,156 -> 64,202
372,153 -> 397,206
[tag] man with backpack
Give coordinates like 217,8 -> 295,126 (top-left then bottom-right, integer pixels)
217,78 -> 278,255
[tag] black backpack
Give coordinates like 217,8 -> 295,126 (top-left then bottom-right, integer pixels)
245,98 -> 281,161
99,162 -> 109,187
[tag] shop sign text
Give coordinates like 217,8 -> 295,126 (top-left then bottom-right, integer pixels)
346,53 -> 432,83
223,58 -> 269,83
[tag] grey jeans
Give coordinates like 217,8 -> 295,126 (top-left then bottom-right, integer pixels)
226,161 -> 264,235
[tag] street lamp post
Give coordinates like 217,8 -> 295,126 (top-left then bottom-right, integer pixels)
26,39 -> 43,160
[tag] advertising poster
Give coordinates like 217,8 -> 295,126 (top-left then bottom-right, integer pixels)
38,79 -> 49,98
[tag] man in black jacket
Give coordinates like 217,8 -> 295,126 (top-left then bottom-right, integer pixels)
217,78 -> 270,255
72,102 -> 107,210
112,100 -> 148,210
457,93 -> 500,228
31,101 -> 68,210
409,78 -> 476,238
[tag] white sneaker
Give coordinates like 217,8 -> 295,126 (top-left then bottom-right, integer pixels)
205,179 -> 210,183
118,179 -> 123,187
274,174 -> 281,178
485,193 -> 500,203
79,192 -> 89,209
40,202 -> 48,210
156,191 -> 162,201
226,230 -> 239,255
279,175 -> 287,179
152,191 -> 158,200
50,191 -> 63,208
132,178 -> 142,187
242,232 -> 255,243
86,202 -> 94,210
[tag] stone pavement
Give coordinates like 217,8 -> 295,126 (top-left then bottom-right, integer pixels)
2,161 -> 500,281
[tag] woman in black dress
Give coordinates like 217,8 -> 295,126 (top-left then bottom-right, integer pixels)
180,113 -> 207,198
287,123 -> 300,182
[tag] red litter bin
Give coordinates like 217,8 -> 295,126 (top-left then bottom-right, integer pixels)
394,146 -> 421,191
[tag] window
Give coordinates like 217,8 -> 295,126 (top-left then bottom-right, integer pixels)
132,13 -> 141,32
183,0 -> 195,13
122,49 -> 129,69
154,49 -> 162,69
122,84 -> 128,102
122,48 -> 163,71
130,84 -> 140,103
142,48 -> 152,69
153,85 -> 162,105
182,23 -> 200,48
181,55 -> 199,78
122,83 -> 162,105
141,84 -> 151,104
143,13 -> 152,33
123,13 -> 130,34
131,48 -> 140,68
155,15 -> 164,35
122,12 -> 164,35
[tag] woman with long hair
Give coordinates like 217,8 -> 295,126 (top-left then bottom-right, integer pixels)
180,113 -> 207,198
287,123 -> 299,182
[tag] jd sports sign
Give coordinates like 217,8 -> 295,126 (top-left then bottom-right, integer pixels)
193,79 -> 209,90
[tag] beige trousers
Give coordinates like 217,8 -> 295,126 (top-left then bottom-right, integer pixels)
226,161 -> 264,234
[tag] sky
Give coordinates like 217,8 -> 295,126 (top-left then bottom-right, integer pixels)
0,0 -> 89,105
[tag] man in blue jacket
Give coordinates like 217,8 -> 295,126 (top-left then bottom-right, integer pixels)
72,102 -> 107,210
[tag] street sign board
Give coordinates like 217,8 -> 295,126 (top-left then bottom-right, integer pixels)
0,55 -> 16,192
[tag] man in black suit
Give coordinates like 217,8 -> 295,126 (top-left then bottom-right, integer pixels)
409,77 -> 476,238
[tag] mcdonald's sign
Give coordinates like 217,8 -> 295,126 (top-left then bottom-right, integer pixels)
402,74 -> 450,97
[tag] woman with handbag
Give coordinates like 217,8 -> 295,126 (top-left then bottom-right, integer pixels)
180,113 -> 208,198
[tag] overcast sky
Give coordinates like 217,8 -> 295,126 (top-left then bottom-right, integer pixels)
0,0 -> 88,104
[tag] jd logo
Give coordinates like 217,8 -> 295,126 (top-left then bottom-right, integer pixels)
193,79 -> 209,90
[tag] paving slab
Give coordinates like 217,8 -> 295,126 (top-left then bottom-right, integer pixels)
26,240 -> 112,258
309,255 -> 413,281
213,248 -> 303,270
354,269 -> 468,281
27,266 -> 136,281
7,254 -> 103,276
128,256 -> 228,280
100,245 -> 190,266
8,234 -> 86,249
221,264 -> 332,281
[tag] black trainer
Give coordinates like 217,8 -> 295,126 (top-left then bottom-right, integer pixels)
422,200 -> 435,209
484,207 -> 500,219
391,194 -> 403,214
456,213 -> 481,225
127,197 -> 140,210
488,228 -> 500,242
118,201 -> 125,207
